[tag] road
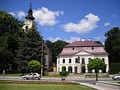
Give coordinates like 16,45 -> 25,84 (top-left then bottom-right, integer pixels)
0,76 -> 113,83
0,76 -> 120,90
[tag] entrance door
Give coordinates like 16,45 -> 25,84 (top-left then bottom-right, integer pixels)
75,66 -> 77,73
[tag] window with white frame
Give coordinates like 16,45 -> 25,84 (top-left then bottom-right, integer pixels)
69,59 -> 71,63
75,58 -> 80,63
82,58 -> 85,64
102,58 -> 105,62
63,59 -> 65,63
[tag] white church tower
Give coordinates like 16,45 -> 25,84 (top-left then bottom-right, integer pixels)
22,3 -> 36,32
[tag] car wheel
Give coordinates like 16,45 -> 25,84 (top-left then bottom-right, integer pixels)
117,77 -> 120,80
35,77 -> 39,80
23,77 -> 27,80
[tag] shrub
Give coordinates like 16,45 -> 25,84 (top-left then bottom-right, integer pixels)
109,63 -> 120,74
59,71 -> 69,76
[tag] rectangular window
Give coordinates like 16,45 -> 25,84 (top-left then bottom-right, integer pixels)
63,59 -> 65,63
102,58 -> 105,62
69,59 -> 71,63
88,58 -> 91,62
75,58 -> 80,63
82,58 -> 85,64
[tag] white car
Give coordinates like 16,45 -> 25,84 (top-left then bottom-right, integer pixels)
112,75 -> 120,80
22,73 -> 40,80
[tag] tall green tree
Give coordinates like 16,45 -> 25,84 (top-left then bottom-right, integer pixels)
105,27 -> 120,63
45,40 -> 68,63
0,11 -> 22,73
87,58 -> 106,81
16,29 -> 45,74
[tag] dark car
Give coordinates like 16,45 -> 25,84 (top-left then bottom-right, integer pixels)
22,73 -> 40,80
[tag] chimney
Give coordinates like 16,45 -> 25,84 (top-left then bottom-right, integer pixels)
88,38 -> 91,41
81,38 -> 85,41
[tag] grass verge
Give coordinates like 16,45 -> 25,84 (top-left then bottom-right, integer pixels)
0,80 -> 95,90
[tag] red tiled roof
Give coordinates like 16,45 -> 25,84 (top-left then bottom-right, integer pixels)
58,51 -> 108,56
65,41 -> 103,47
92,52 -> 108,55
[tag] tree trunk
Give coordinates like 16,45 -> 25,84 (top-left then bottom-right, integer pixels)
95,69 -> 98,81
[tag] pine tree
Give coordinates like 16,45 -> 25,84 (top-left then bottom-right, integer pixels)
16,29 -> 45,74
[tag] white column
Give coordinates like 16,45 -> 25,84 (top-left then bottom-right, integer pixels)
106,64 -> 109,73
85,64 -> 88,73
99,70 -> 102,73
66,66 -> 68,72
92,69 -> 95,73
86,69 -> 88,73
72,66 -> 75,73
78,65 -> 81,73
60,66 -> 62,72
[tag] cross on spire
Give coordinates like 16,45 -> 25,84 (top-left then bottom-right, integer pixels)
30,3 -> 32,10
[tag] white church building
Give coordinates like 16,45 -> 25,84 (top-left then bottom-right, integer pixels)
57,39 -> 109,73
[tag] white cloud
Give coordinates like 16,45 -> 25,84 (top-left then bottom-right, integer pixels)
9,12 -> 15,16
9,7 -> 63,26
9,11 -> 26,19
17,11 -> 26,19
33,7 -> 64,26
95,35 -> 105,41
63,13 -> 100,34
65,37 -> 80,43
104,22 -> 110,26
47,36 -> 61,42
47,36 -> 81,43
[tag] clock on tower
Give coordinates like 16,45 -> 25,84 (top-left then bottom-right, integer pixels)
22,3 -> 36,32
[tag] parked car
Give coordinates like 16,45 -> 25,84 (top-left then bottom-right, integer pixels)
22,73 -> 40,80
112,75 -> 120,80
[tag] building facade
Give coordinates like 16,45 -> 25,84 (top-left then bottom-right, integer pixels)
57,39 -> 109,73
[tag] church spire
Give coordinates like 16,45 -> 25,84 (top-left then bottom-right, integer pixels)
25,3 -> 35,20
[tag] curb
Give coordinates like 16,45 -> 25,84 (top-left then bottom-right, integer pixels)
97,81 -> 120,87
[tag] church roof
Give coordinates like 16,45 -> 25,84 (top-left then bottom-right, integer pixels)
25,3 -> 35,20
65,41 -> 103,47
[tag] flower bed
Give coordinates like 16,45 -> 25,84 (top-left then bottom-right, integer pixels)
0,80 -> 79,85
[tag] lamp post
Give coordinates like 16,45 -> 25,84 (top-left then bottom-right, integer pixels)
41,40 -> 43,76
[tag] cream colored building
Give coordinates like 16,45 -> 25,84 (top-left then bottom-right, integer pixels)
57,39 -> 109,73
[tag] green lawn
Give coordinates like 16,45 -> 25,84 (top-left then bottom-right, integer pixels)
0,73 -> 22,77
0,84 -> 95,90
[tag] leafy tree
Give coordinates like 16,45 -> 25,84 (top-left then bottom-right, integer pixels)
45,40 -> 53,51
59,71 -> 69,80
0,11 -> 22,73
45,40 -> 68,63
87,58 -> 106,81
95,41 -> 102,45
28,60 -> 40,72
105,27 -> 120,63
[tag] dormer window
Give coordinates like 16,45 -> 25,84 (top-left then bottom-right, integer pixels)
92,47 -> 94,50
72,47 -> 74,50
